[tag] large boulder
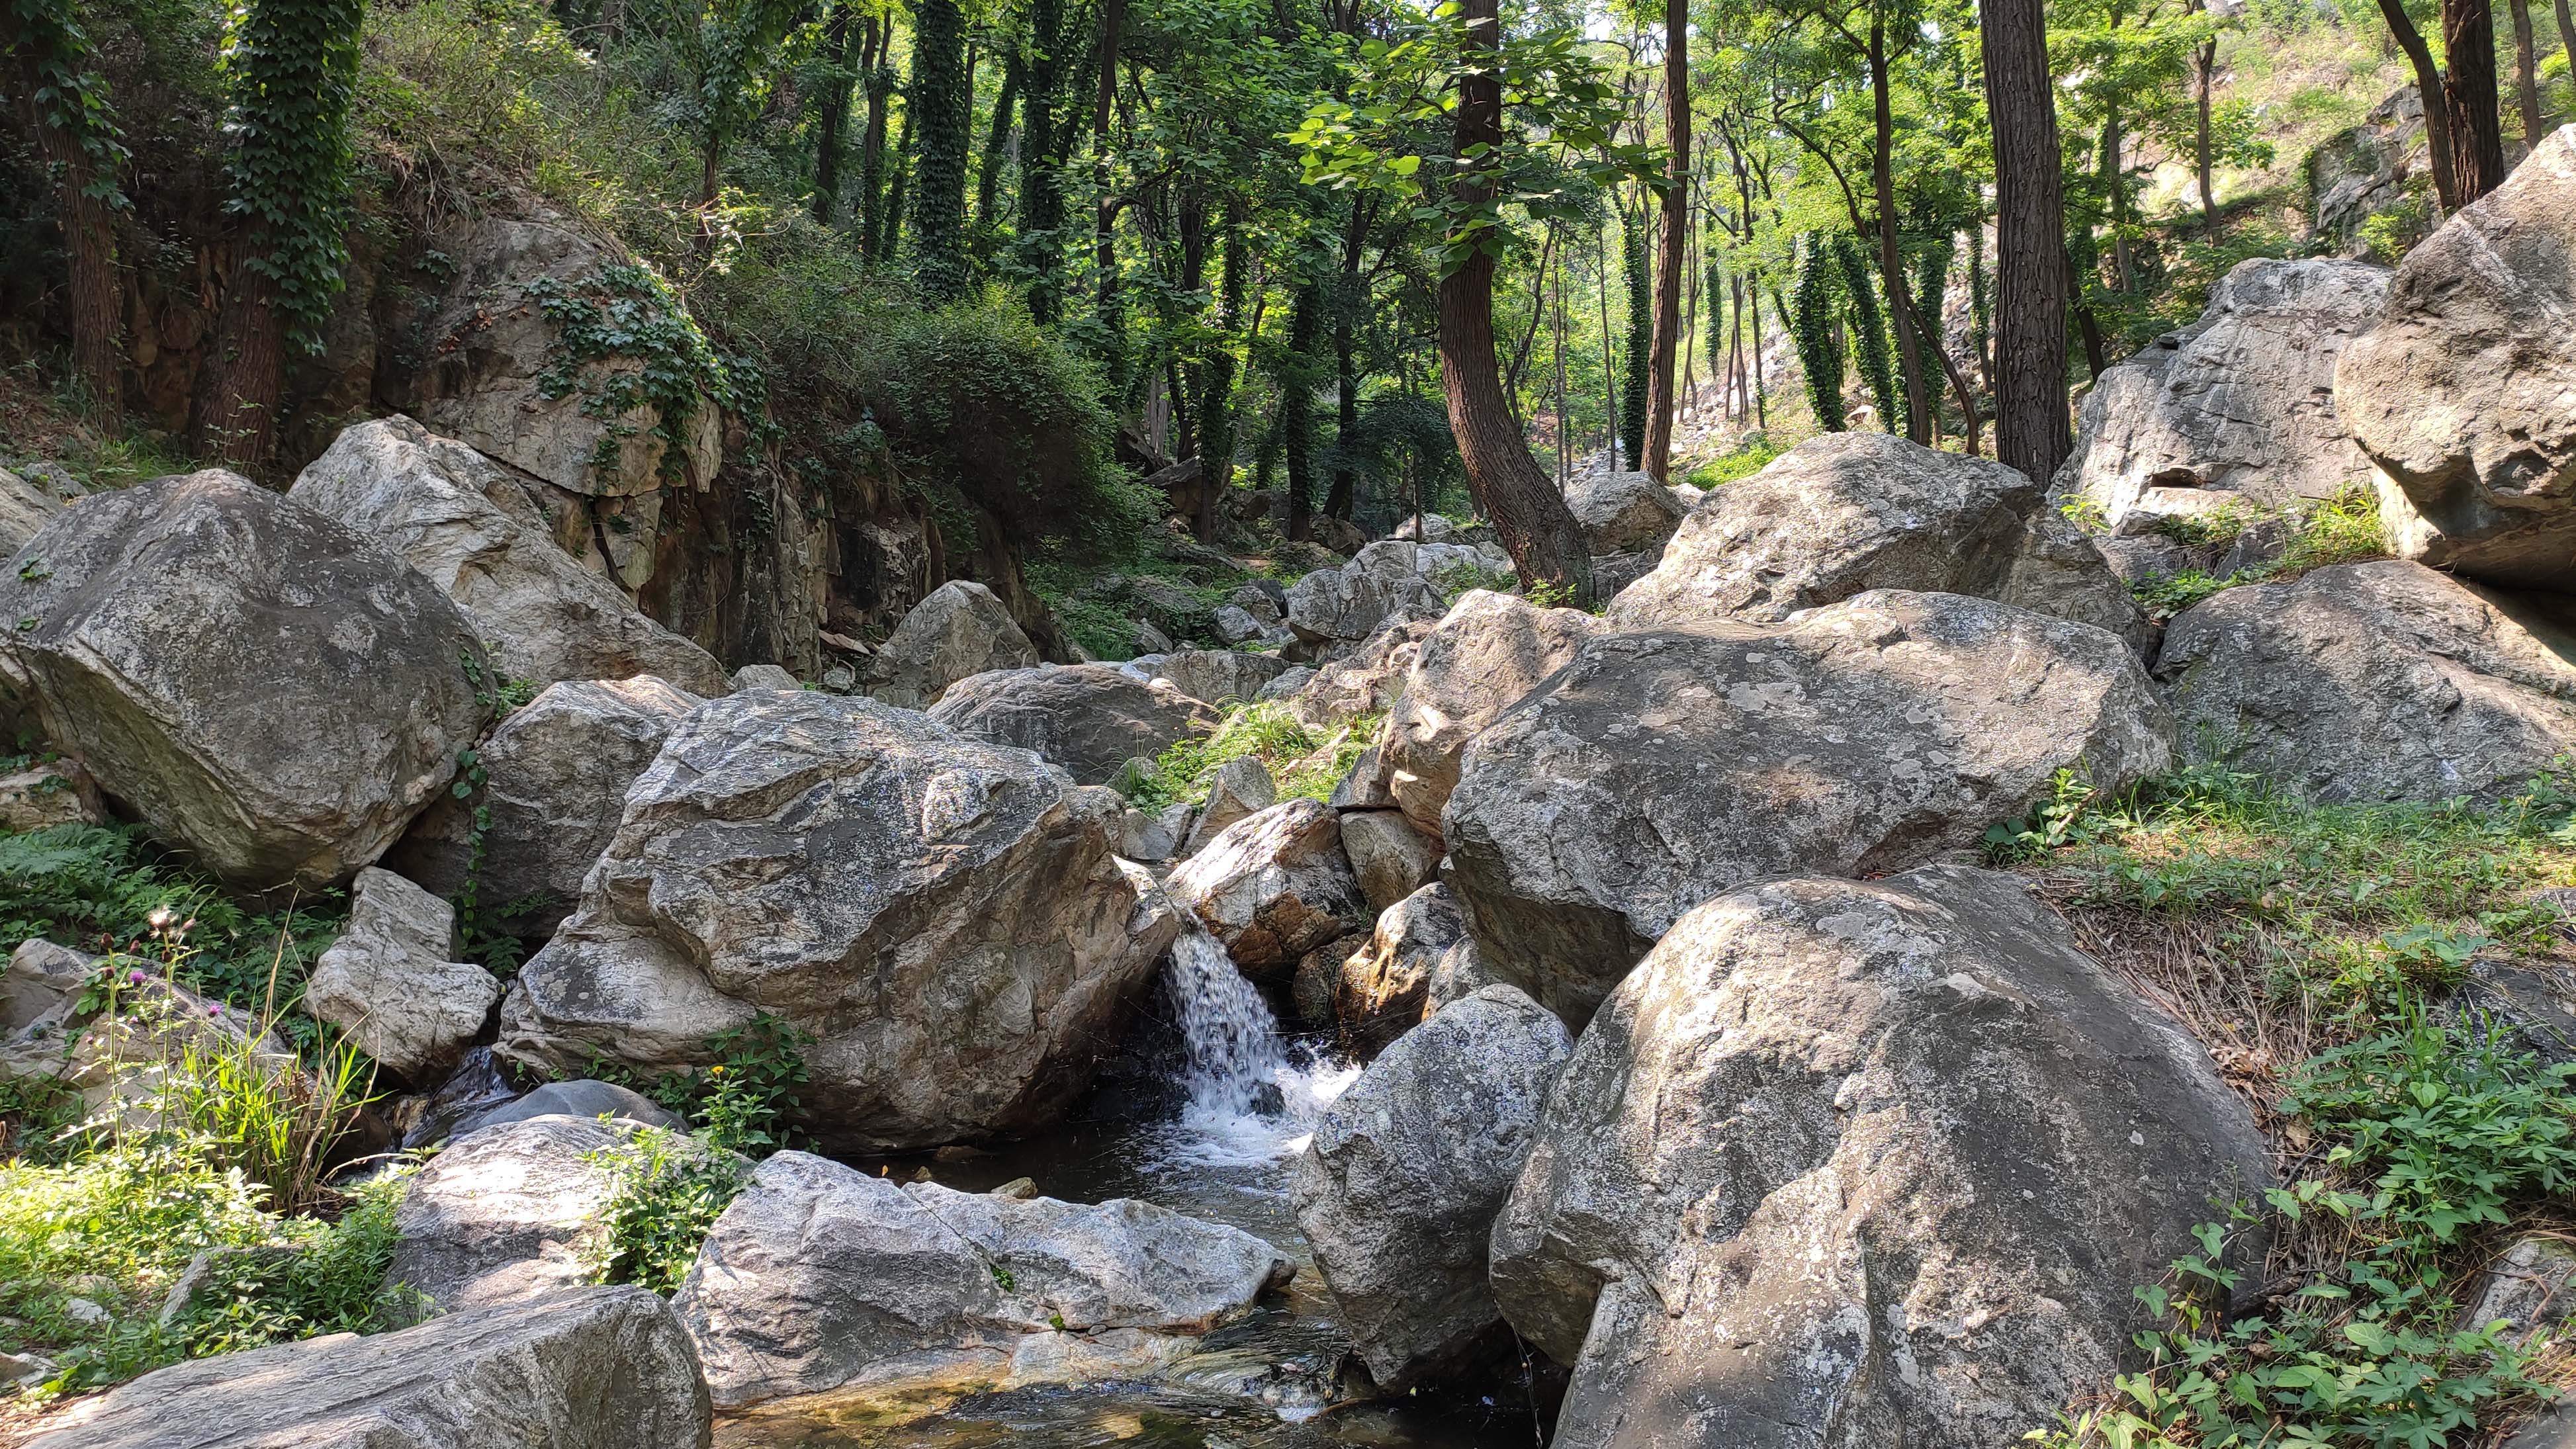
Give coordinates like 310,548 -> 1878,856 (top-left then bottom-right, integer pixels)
1490,866 -> 2273,1449
1282,619 -> 1437,730
1128,648 -> 1292,709
863,580 -> 1041,709
1563,468 -> 1687,554
672,1151 -> 1290,1409
1613,433 -> 2143,648
1447,591 -> 2174,1025
303,867 -> 500,1081
288,416 -> 729,696
1164,799 -> 1372,977
1337,810 -> 1439,915
1331,883 -> 1468,1056
2336,126 -> 2576,588
928,663 -> 1219,787
2158,559 -> 2576,803
0,472 -> 490,893
387,676 -> 703,936
0,465 -> 73,553
496,692 -> 1178,1150
1292,984 -> 1570,1389
23,1286 -> 709,1449
1282,543 -> 1454,655
1176,756 -> 1276,859
2057,258 -> 2391,527
1379,590 -> 1605,834
388,1114 -> 627,1312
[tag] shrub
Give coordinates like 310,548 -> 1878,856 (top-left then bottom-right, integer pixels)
586,1126 -> 747,1295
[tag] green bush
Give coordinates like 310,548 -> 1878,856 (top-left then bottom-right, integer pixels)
585,1127 -> 747,1295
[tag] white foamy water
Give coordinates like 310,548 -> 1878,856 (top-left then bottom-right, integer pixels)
1151,927 -> 1360,1174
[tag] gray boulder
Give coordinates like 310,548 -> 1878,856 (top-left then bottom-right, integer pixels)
1132,648 -> 1291,709
22,1286 -> 709,1449
2058,258 -> 2390,527
929,662 -> 1219,787
496,692 -> 1177,1151
0,465 -> 72,554
864,580 -> 1041,709
1177,756 -> 1276,859
1611,432 -> 2144,649
1563,468 -> 1687,554
672,1151 -> 1289,1409
1447,591 -> 2174,1025
1337,809 -> 1439,915
455,1079 -> 686,1137
2158,559 -> 2576,804
0,472 -> 490,893
1284,545 -> 1448,653
1380,590 -> 1605,834
388,1115 -> 629,1312
1491,865 -> 2272,1449
303,867 -> 499,1080
1333,883 -> 1468,1056
730,663 -> 801,691
387,676 -> 702,936
1292,984 -> 1571,1389
1164,799 -> 1372,977
3,939 -> 95,1037
288,416 -> 729,696
0,758 -> 106,834
2336,125 -> 2576,588
1283,619 -> 1436,730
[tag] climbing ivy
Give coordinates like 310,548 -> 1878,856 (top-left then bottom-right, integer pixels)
1789,234 -> 1846,433
6,0 -> 130,205
523,263 -> 762,484
215,0 -> 365,353
1830,234 -> 1898,434
1618,212 -> 1651,472
906,0 -> 972,302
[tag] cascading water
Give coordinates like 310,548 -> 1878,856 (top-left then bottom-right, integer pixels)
1153,926 -> 1358,1174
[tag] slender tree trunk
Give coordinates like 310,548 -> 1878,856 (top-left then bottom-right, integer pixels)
909,0 -> 972,300
13,67 -> 120,429
1283,283 -> 1319,542
1982,0 -> 2073,482
858,18 -> 893,260
1868,15 -> 1932,444
1016,0 -> 1069,318
1197,202 -> 1246,543
2377,0 -> 2463,208
191,259 -> 283,468
1597,222 -> 1616,467
1091,0 -> 1124,310
1750,276 -> 1769,429
1329,193 -> 1366,521
974,50 -> 1023,236
2195,36 -> 2219,237
2558,0 -> 2576,112
812,2 -> 856,223
2512,0 -> 2544,145
2444,0 -> 2509,200
1441,0 -> 1595,603
1641,0 -> 1688,480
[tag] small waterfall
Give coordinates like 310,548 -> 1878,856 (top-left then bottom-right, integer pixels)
1154,925 -> 1358,1172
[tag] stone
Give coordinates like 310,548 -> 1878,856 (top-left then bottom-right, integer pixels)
3,938 -> 95,1035
388,1114 -> 629,1312
2158,560 -> 2576,805
1337,810 -> 1439,915
3,1349 -> 54,1392
1133,619 -> 1176,655
288,416 -> 729,695
864,580 -> 1042,709
23,1285 -> 710,1449
1448,591 -> 2175,1025
2461,1234 -> 2576,1346
2057,259 -> 2391,528
1489,865 -> 2274,1449
1129,578 -> 1216,643
1564,468 -> 1687,554
0,472 -> 490,893
0,758 -> 106,834
730,663 -> 801,691
497,692 -> 1177,1151
1165,799 -> 1372,977
1613,432 -> 2145,650
1133,649 -> 1292,709
1284,552 -> 1445,652
1282,619 -> 1436,730
1424,936 -> 1494,1012
303,867 -> 500,1081
930,663 -> 1219,787
1327,744 -> 1396,811
1391,513 -> 1460,544
1334,883 -> 1468,1058
1292,984 -> 1571,1389
2311,89 -> 2431,257
1291,933 -> 1368,1030
1380,591 -> 1605,834
1213,604 -> 1288,646
455,1079 -> 687,1137
1177,757 -> 1276,859
386,676 -> 702,938
0,466 -> 67,554
671,1151 -> 1290,1409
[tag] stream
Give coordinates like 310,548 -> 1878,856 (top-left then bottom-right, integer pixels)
718,930 -> 1542,1449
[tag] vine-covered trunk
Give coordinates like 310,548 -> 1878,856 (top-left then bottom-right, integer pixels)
1282,283 -> 1319,543
858,18 -> 892,260
909,0 -> 971,301
1440,0 -> 1594,605
191,259 -> 285,468
1981,0 -> 2072,482
1640,0 -> 1687,480
2440,0 -> 2508,201
1015,0 -> 1070,320
811,1 -> 856,223
1791,236 -> 1847,432
973,52 -> 1022,238
1090,0 -> 1124,312
1867,15 -> 1932,445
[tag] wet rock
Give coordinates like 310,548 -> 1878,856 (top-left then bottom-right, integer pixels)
1294,984 -> 1571,1389
863,580 -> 1041,709
1334,884 -> 1468,1056
496,692 -> 1177,1151
1424,936 -> 1495,1012
1177,758 -> 1276,859
1118,801 -> 1195,863
1380,591 -> 1605,834
1291,933 -> 1368,1031
24,1285 -> 709,1449
1564,468 -> 1687,554
2158,560 -> 2576,805
1447,591 -> 2174,1025
1164,799 -> 1372,977
387,676 -> 702,938
1337,810 -> 1439,915
388,1115 -> 630,1312
1491,865 -> 2272,1449
0,472 -> 490,893
455,1079 -> 686,1136
930,663 -> 1219,787
287,416 -> 729,695
303,867 -> 499,1080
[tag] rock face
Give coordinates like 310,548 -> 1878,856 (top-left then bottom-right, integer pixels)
0,472 -> 490,893
388,676 -> 702,936
287,416 -> 729,696
2310,89 -> 2430,256
1613,433 -> 2143,649
497,691 -> 1177,1150
672,1152 -> 1290,1409
23,1285 -> 710,1449
1333,883 -> 1468,1055
1337,810 -> 1439,915
2058,258 -> 2391,527
1293,984 -> 1571,1389
1282,541 -> 1466,656
1490,866 -> 2273,1449
1564,468 -> 1687,554
1164,799 -> 1373,976
0,758 -> 107,834
1177,757 -> 1276,859
2336,126 -> 2576,587
1380,591 -> 1605,834
928,663 -> 1219,787
1130,649 -> 1291,709
1448,591 -> 2174,1024
303,867 -> 500,1080
864,580 -> 1042,709
388,1115 -> 627,1312
2158,559 -> 2576,804
1283,619 -> 1436,730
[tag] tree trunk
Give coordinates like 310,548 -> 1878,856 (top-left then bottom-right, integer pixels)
973,50 -> 1023,236
1641,0 -> 1688,480
1867,15 -> 1932,444
190,257 -> 283,468
812,1 -> 856,223
909,0 -> 971,301
2557,0 -> 2576,112
1015,0 -> 1070,318
1091,0 -> 1125,310
858,17 -> 893,260
13,63 -> 121,429
1981,0 -> 2072,482
1283,283 -> 1319,543
1441,0 -> 1595,604
2510,0 -> 2545,146
2196,35 -> 2219,237
1196,203 -> 1246,543
2377,0 -> 2463,208
2442,0 -> 2509,200
1329,193 -> 1367,520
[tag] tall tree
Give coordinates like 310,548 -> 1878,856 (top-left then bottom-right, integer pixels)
2441,0 -> 2508,200
1980,0 -> 2071,482
909,0 -> 972,299
811,0 -> 858,222
2510,0 -> 2544,146
1619,208 -> 1651,468
2374,0 -> 2462,207
1640,0 -> 1688,480
1790,234 -> 1847,431
9,0 -> 126,427
1282,281 -> 1320,542
858,15 -> 897,260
